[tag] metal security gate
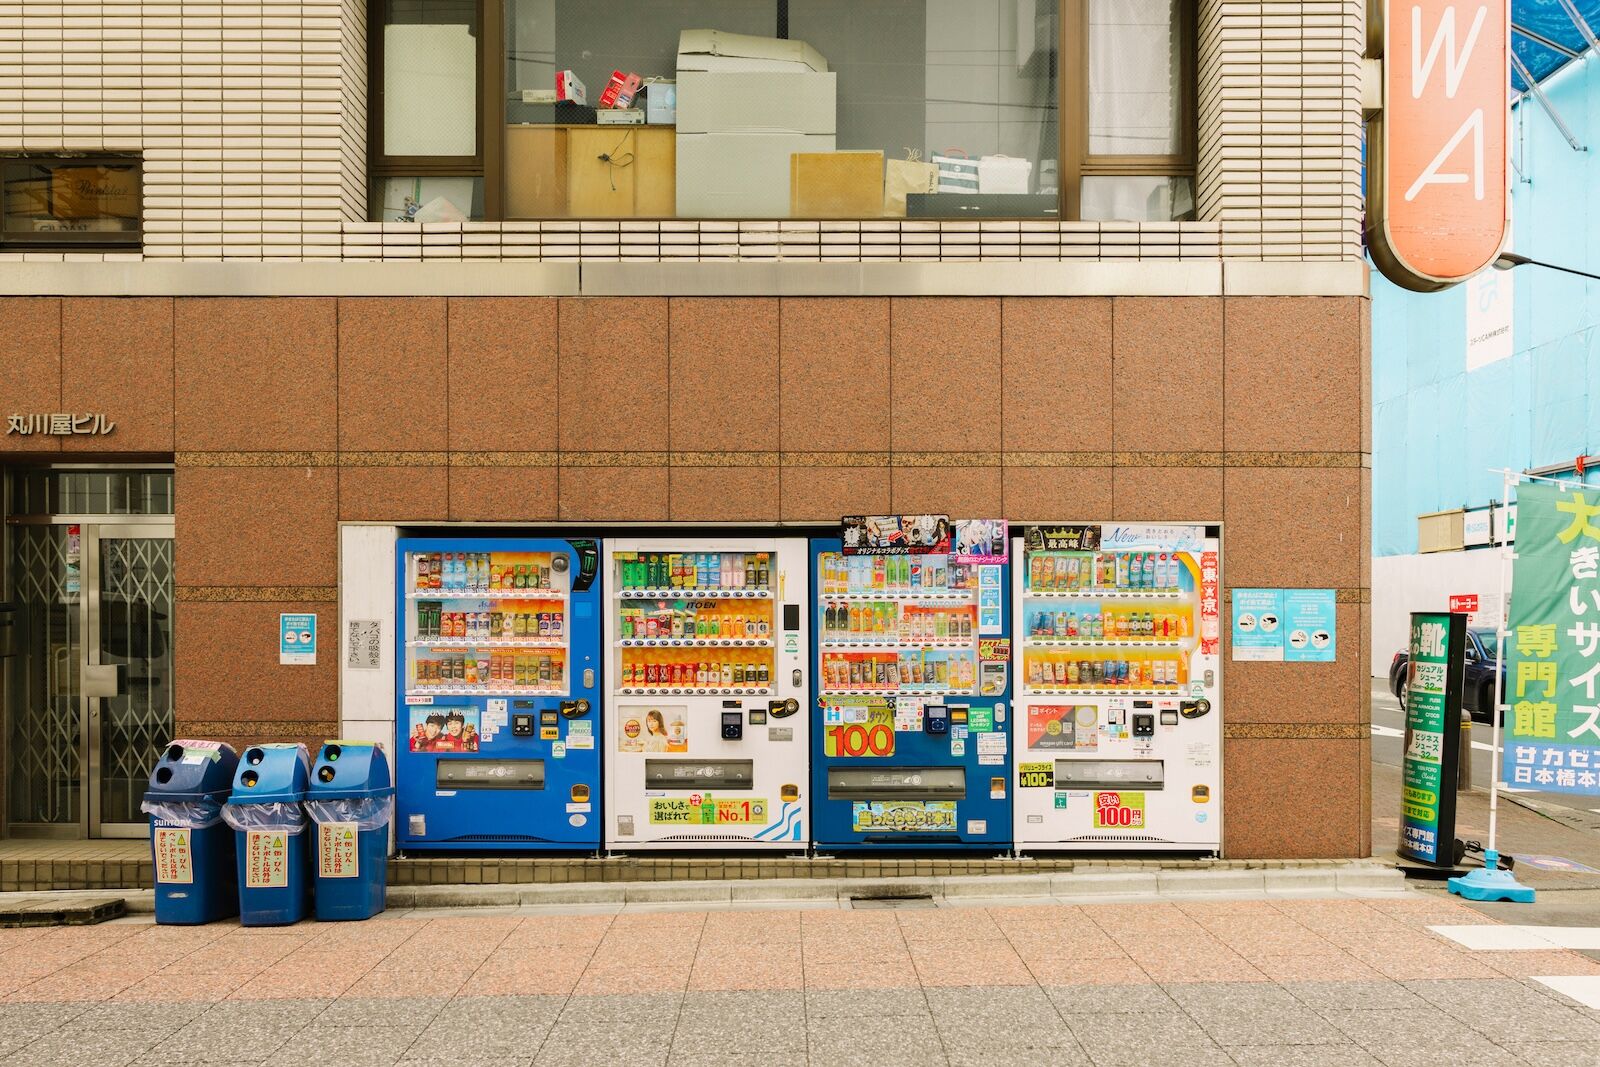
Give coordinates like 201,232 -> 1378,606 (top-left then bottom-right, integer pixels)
3,469 -> 174,838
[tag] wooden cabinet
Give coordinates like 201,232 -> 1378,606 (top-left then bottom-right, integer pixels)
504,125 -> 675,219
504,126 -> 568,219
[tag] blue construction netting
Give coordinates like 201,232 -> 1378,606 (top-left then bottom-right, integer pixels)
1514,0 -> 1600,90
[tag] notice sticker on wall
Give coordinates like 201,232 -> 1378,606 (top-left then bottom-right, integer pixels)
279,612 -> 317,666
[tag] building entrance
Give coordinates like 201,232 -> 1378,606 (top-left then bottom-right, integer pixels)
3,468 -> 174,838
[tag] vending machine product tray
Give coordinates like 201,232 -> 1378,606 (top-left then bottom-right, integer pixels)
644,758 -> 755,790
437,758 -> 545,790
827,766 -> 966,800
1053,759 -> 1164,790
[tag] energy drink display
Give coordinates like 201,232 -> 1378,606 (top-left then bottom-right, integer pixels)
810,523 -> 1014,853
604,539 -> 810,850
396,538 -> 603,853
1012,525 -> 1222,853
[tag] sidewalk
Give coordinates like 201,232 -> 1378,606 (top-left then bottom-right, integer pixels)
1,893 -> 1598,1066
1373,761 -> 1600,894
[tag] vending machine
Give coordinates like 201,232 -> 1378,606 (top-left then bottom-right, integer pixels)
395,537 -> 602,852
602,538 -> 810,850
810,518 -> 1014,852
1011,524 -> 1222,852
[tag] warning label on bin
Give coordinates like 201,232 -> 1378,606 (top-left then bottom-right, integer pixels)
245,830 -> 290,888
153,828 -> 193,885
318,821 -> 359,879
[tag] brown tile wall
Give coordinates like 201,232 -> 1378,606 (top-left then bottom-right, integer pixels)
0,295 -> 1370,859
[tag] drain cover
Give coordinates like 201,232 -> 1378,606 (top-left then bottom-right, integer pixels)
849,895 -> 936,910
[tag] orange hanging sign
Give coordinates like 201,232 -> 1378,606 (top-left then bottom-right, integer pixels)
1370,0 -> 1509,291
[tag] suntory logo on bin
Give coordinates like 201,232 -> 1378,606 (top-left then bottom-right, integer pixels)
1369,0 -> 1510,291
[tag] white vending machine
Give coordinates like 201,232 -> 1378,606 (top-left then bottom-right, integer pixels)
603,537 -> 810,850
1011,524 -> 1223,852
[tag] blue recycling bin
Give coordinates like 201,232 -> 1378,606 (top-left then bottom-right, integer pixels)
305,741 -> 394,921
222,743 -> 311,926
141,741 -> 240,925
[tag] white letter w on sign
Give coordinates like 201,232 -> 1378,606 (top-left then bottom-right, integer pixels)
1412,4 -> 1487,99
1404,4 -> 1490,202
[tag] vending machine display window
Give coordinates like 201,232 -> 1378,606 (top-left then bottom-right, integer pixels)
1012,525 -> 1222,852
604,540 -> 810,850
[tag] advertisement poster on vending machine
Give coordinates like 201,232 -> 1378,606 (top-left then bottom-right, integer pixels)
407,707 -> 481,752
617,705 -> 689,753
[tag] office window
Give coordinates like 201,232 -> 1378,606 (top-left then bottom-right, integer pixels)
371,0 -> 486,221
1,156 -> 141,248
1067,0 -> 1195,220
375,0 -> 1191,222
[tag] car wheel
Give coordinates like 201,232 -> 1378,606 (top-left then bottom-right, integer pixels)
1477,680 -> 1497,722
1394,683 -> 1406,710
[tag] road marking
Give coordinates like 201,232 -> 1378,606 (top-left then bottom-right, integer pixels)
1431,925 -> 1600,951
1534,976 -> 1600,1010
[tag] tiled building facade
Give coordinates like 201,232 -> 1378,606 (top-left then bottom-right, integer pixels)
0,1 -> 1373,858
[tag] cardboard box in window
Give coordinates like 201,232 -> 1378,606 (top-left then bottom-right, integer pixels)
50,166 -> 138,221
676,72 -> 836,136
677,29 -> 828,73
677,132 -> 835,218
791,151 -> 884,219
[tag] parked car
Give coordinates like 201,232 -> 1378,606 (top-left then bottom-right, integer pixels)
1389,627 -> 1504,721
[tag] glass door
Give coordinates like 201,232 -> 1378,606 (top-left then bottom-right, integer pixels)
5,523 -> 84,833
88,525 -> 174,836
4,518 -> 172,838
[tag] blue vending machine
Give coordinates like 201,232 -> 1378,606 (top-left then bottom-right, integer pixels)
395,537 -> 602,852
810,519 -> 1013,852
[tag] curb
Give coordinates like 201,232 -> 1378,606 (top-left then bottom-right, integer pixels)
383,863 -> 1409,911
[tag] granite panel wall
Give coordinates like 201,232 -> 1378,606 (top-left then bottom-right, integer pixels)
0,294 -> 1371,857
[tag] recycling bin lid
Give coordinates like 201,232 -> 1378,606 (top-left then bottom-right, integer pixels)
143,740 -> 239,802
307,740 -> 395,799
228,742 -> 311,804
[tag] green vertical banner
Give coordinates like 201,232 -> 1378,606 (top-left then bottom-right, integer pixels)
1505,482 -> 1600,795
1399,611 -> 1464,866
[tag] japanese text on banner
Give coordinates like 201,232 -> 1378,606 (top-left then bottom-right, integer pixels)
1506,483 -> 1600,795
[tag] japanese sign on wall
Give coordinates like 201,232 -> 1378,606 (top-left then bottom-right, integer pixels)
346,619 -> 382,670
1399,611 -> 1463,865
1505,483 -> 1600,795
1231,589 -> 1283,661
6,413 -> 115,436
1230,589 -> 1336,662
279,612 -> 316,666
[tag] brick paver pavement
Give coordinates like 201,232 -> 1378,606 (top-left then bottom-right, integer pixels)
2,894 -> 1598,1065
